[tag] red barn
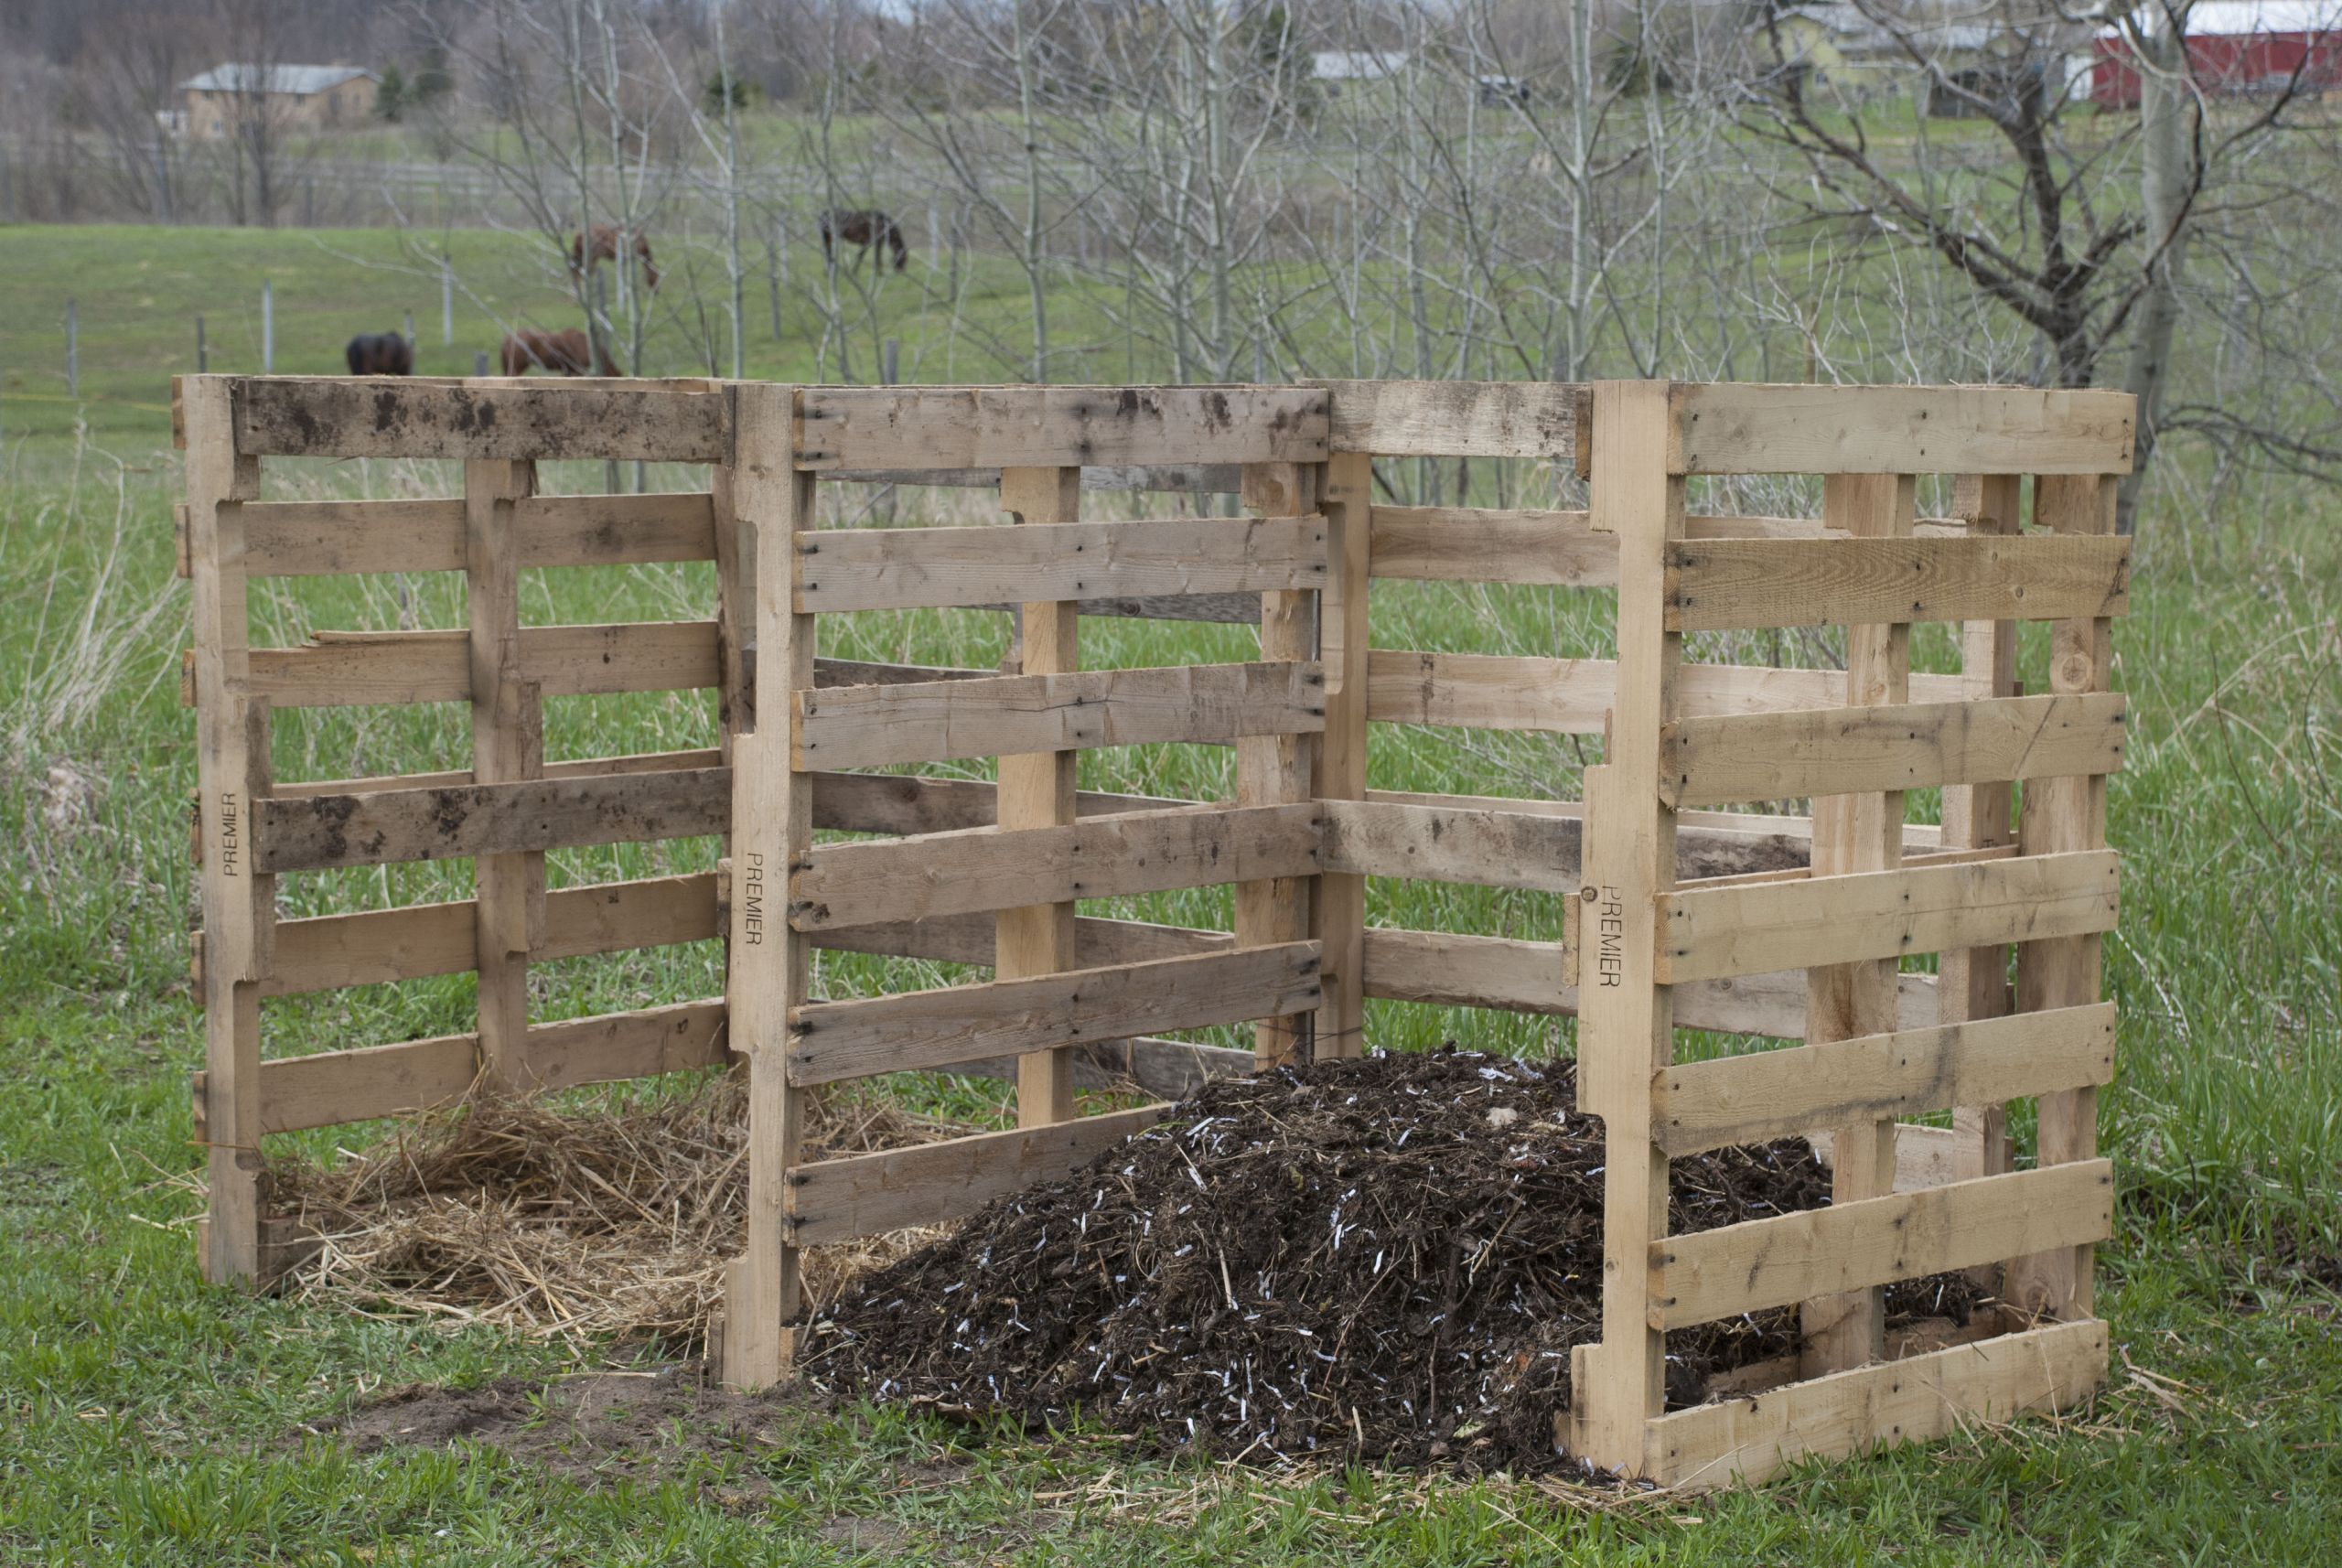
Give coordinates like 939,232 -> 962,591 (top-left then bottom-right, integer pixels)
2092,1 -> 2342,105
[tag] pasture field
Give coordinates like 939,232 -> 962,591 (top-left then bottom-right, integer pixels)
0,222 -> 2337,1563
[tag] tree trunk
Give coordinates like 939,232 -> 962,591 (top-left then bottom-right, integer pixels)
2120,23 -> 2194,536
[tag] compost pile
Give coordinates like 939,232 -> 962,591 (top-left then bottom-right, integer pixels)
801,1049 -> 1980,1471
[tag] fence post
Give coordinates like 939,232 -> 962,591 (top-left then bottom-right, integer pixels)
196,314 -> 208,373
261,280 -> 274,374
183,375 -> 276,1289
473,349 -> 489,378
721,381 -> 814,1390
403,309 -> 416,349
1237,460 -> 1321,1070
768,221 -> 784,341
465,456 -> 543,1088
997,465 -> 1084,1128
1312,444 -> 1371,1059
442,255 -> 454,345
65,296 -> 77,397
1567,380 -> 1682,1474
881,337 -> 899,386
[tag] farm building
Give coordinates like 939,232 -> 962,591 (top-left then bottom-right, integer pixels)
2090,2 -> 2342,105
1755,3 -> 2092,110
178,65 -> 379,140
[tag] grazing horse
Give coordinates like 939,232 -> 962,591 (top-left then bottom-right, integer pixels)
820,208 -> 908,273
500,328 -> 618,378
569,225 -> 661,292
344,332 -> 414,376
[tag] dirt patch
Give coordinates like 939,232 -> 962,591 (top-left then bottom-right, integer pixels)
801,1049 -> 1983,1473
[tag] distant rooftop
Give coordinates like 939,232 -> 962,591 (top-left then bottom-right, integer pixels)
1312,50 -> 1409,81
180,64 -> 376,97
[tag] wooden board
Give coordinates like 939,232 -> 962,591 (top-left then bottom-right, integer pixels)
822,463 -> 1242,491
1363,653 -> 1967,736
231,378 -> 728,461
794,514 -> 1327,611
254,767 -> 729,873
796,385 -> 1329,469
1652,1002 -> 2118,1155
236,622 -> 719,707
790,802 -> 1322,930
1656,850 -> 2120,983
240,492 -> 719,577
1319,378 -> 1586,460
269,747 -> 725,800
790,1104 -> 1173,1246
1360,929 -> 1569,1013
792,660 -> 1325,769
786,941 -> 1323,1087
809,909 -> 1226,970
1648,1161 -> 2115,1329
1368,507 -> 1612,586
1660,693 -> 2130,808
1313,450 -> 1373,1059
1641,1317 -> 2110,1490
1666,536 -> 2132,630
1320,798 -> 1580,891
810,769 -> 1199,838
1666,382 -> 2136,477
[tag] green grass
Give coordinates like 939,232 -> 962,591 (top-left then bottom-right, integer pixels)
1,225 -> 2339,1560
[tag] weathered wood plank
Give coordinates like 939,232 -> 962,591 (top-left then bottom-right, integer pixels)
1320,798 -> 1579,890
1649,1162 -> 2115,1329
797,386 -> 1329,469
970,590 -> 1272,625
810,769 -> 1200,837
231,378 -> 728,461
255,768 -> 729,873
1360,929 -> 1568,1013
235,622 -> 720,707
787,942 -> 1323,1087
1661,693 -> 2130,808
239,492 -> 719,577
1652,1002 -> 2118,1155
808,910 -> 1227,969
1667,536 -> 2132,630
822,463 -> 1243,491
1642,1317 -> 2110,1490
792,660 -> 1326,769
790,1105 -> 1174,1247
1314,450 -> 1373,1058
1667,382 -> 2136,477
1369,507 -> 1611,586
269,747 -> 725,800
1656,851 -> 2121,984
1320,378 -> 1587,460
790,802 -> 1322,930
795,514 -> 1327,612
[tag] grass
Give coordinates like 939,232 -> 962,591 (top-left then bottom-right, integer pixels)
1,224 -> 2339,1561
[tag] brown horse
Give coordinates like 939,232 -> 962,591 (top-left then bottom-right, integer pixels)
344,332 -> 413,375
821,209 -> 908,273
500,328 -> 618,378
569,225 -> 661,291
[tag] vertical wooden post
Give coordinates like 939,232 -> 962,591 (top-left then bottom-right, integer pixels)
1567,381 -> 1681,1474
1238,460 -> 1321,1070
2007,472 -> 2117,1320
1799,471 -> 1915,1378
997,465 -> 1082,1128
723,383 -> 813,1388
1943,473 -> 2022,1186
1311,449 -> 1372,1060
466,457 -> 542,1089
184,375 -> 276,1288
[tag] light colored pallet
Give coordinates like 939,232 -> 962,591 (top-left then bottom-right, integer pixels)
229,376 -> 728,461
1666,535 -> 2132,630
797,385 -> 1329,469
1665,382 -> 2135,476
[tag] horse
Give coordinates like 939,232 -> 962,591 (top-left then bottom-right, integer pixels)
344,332 -> 414,376
569,225 -> 661,292
500,328 -> 618,378
820,209 -> 908,273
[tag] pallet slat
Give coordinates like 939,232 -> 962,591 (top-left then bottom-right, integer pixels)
790,1104 -> 1173,1246
1649,1161 -> 2115,1329
1656,850 -> 2120,983
1364,653 -> 1968,736
1667,536 -> 2132,631
794,514 -> 1327,611
1321,798 -> 1580,890
232,378 -> 727,461
1360,929 -> 1568,1012
240,492 -> 718,577
792,660 -> 1326,769
1652,1002 -> 2118,1155
1660,693 -> 2129,808
790,802 -> 1321,930
255,768 -> 728,873
1369,508 -> 1609,585
797,386 -> 1329,468
234,622 -> 719,707
786,942 -> 1323,1086
1666,382 -> 2136,476
1320,378 -> 1586,460
1642,1317 -> 2111,1489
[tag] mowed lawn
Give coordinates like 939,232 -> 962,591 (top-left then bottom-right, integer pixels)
1,222 -> 2338,1563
